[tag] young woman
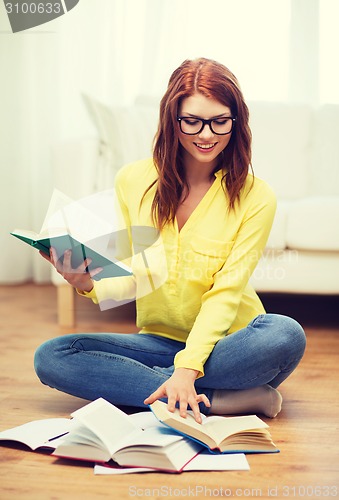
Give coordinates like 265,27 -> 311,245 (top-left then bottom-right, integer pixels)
35,58 -> 306,423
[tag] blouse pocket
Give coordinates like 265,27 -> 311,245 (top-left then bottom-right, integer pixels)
184,235 -> 234,286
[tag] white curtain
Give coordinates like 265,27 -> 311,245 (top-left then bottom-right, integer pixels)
0,0 -> 127,283
0,15 -> 59,282
1,0 -> 335,284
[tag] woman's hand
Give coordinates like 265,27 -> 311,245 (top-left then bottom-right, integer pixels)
144,367 -> 210,424
39,247 -> 102,292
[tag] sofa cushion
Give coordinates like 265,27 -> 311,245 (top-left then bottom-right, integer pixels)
265,200 -> 290,250
82,94 -> 158,175
251,249 -> 339,294
248,101 -> 312,199
286,196 -> 339,250
311,104 -> 339,196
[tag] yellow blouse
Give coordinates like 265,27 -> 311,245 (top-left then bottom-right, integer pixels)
81,158 -> 277,377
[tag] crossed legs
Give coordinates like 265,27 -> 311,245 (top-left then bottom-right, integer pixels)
34,314 -> 306,417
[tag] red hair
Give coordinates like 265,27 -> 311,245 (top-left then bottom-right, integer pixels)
145,58 -> 252,229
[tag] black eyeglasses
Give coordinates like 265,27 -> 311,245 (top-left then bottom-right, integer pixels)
177,116 -> 237,135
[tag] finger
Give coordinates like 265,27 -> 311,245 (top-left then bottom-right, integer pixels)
167,392 -> 180,413
178,398 -> 189,418
196,393 -> 211,407
144,385 -> 166,405
62,249 -> 72,270
50,247 -> 59,267
75,258 -> 92,274
190,402 -> 202,424
192,405 -> 202,424
89,267 -> 103,278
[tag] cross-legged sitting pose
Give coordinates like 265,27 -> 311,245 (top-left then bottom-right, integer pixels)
35,58 -> 306,423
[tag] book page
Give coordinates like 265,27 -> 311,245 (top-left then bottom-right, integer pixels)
39,189 -> 134,267
0,418 -> 70,450
183,451 -> 250,471
41,189 -> 120,243
150,401 -> 270,449
62,420 -> 109,449
11,229 -> 42,240
43,200 -> 114,244
202,415 -> 268,445
129,410 -> 165,429
117,427 -> 183,450
150,401 -> 216,448
71,398 -> 141,456
94,452 -> 250,474
40,189 -> 74,233
94,465 -> 155,474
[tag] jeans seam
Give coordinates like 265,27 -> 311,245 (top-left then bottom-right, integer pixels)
69,337 -> 176,356
251,314 -> 267,326
73,349 -> 170,380
239,367 -> 281,387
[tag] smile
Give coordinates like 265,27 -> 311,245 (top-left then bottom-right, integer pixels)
194,143 -> 217,151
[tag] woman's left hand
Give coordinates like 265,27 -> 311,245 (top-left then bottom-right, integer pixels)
144,367 -> 210,423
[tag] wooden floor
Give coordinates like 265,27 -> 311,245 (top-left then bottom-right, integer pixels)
0,284 -> 338,500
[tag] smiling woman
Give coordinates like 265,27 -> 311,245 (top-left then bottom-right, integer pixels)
149,58 -> 252,229
34,57 -> 306,426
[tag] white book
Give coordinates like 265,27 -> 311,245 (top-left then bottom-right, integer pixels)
0,399 -> 202,473
94,451 -> 250,474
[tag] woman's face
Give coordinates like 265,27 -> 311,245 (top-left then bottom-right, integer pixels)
177,92 -> 233,170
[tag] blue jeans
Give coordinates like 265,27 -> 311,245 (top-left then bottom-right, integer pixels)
34,314 -> 306,414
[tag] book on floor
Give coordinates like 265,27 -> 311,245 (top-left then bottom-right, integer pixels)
0,417 -> 71,451
94,450 -> 250,474
149,400 -> 278,454
0,398 -> 203,473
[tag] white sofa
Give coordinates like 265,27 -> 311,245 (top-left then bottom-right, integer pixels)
51,96 -> 339,325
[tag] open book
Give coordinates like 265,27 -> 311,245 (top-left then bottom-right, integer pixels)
11,228 -> 132,280
11,188 -> 133,280
0,399 -> 202,472
150,400 -> 278,454
0,417 -> 71,451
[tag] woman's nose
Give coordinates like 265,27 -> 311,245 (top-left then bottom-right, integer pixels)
198,123 -> 214,140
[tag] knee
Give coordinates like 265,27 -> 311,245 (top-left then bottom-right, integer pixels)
267,314 -> 306,358
34,339 -> 50,382
34,337 -> 61,385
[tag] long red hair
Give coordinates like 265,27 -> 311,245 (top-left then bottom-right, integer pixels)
145,58 -> 252,229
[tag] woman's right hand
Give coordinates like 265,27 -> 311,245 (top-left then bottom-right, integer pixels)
39,247 -> 102,292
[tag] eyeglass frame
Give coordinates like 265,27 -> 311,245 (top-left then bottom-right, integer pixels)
177,115 -> 237,135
